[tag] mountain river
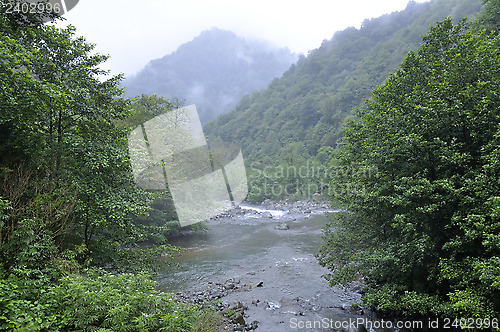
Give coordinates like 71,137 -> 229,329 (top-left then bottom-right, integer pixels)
156,204 -> 382,332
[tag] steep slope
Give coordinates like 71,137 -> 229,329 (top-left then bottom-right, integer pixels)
204,0 -> 483,165
123,28 -> 297,124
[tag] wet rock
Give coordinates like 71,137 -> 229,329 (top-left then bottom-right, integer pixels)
252,280 -> 264,288
350,305 -> 364,315
242,280 -> 264,290
229,301 -> 244,310
257,211 -> 271,218
234,208 -> 247,216
266,301 -> 281,310
232,312 -> 246,325
248,321 -> 259,330
275,222 -> 289,230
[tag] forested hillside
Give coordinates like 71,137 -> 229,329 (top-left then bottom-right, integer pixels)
123,28 -> 297,124
205,0 -> 482,167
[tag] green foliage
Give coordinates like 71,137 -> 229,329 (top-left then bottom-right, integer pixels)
119,94 -> 205,241
96,243 -> 180,274
0,5 -> 156,261
0,269 -> 201,332
318,18 -> 500,322
119,94 -> 179,129
50,270 -> 200,332
246,157 -> 334,203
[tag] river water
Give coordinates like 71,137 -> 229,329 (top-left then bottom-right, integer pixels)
156,205 -> 377,331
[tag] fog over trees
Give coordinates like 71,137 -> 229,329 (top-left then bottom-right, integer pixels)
123,28 -> 297,124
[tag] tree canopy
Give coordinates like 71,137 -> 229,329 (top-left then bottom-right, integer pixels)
317,18 -> 500,322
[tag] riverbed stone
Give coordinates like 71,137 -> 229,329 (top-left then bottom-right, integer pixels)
261,212 -> 273,218
274,222 -> 289,230
232,312 -> 246,325
247,320 -> 259,330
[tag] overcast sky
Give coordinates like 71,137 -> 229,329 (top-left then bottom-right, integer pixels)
58,0 -> 431,77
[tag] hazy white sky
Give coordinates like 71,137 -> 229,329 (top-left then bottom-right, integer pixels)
59,0 -> 430,77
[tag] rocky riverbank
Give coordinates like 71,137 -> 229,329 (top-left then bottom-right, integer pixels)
173,278 -> 260,331
173,274 -> 368,332
258,198 -> 333,212
210,199 -> 337,221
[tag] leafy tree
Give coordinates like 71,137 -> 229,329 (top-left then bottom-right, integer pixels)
120,94 -> 207,242
0,6 -> 157,265
318,18 -> 500,322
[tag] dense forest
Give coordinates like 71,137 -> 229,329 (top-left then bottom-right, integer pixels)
123,28 -> 297,124
205,0 -> 483,202
0,5 -> 220,331
318,15 -> 500,324
0,0 -> 499,330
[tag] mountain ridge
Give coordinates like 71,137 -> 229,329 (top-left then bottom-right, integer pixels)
123,27 -> 297,124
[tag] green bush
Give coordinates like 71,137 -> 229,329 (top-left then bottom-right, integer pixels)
49,270 -> 200,332
1,269 -> 202,332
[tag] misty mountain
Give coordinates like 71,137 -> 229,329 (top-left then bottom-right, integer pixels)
123,28 -> 297,124
204,0 -> 483,166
